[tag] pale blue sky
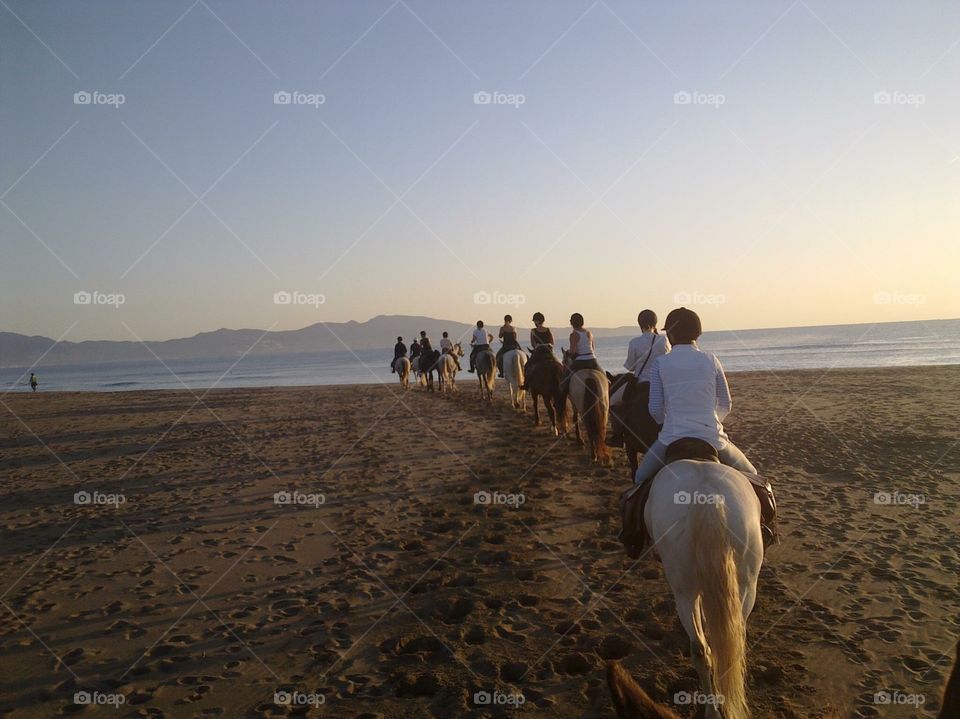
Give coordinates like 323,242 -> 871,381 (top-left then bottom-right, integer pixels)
2,0 -> 958,341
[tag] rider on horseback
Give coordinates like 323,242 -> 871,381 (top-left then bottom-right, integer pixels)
606,310 -> 670,447
439,331 -> 462,371
559,313 -> 602,396
520,312 -> 555,390
496,315 -> 521,378
632,307 -> 756,484
467,321 -> 493,373
390,335 -> 406,373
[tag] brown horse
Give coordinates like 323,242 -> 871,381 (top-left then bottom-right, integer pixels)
525,346 -> 565,435
608,638 -> 960,718
607,371 -> 660,476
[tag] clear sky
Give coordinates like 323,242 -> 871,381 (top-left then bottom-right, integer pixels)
2,0 -> 957,341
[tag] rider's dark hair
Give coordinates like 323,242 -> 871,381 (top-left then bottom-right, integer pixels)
442,331 -> 448,337
637,309 -> 658,332
504,314 -> 512,323
397,336 -> 403,342
532,312 -> 544,324
420,330 -> 426,337
664,307 -> 701,344
477,320 -> 484,328
570,313 -> 584,328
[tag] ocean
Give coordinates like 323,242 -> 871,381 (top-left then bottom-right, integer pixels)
3,319 -> 958,393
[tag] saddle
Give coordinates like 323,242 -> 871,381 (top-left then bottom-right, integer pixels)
618,438 -> 779,559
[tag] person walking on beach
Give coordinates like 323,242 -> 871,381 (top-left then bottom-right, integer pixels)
468,321 -> 493,373
607,310 -> 670,447
496,315 -> 521,378
439,331 -> 462,371
30,373 -> 38,392
391,336 -> 406,373
632,307 -> 757,486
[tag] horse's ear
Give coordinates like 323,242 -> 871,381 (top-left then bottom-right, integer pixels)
606,662 -> 680,719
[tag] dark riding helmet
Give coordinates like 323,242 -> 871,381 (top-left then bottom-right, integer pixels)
532,312 -> 545,324
420,330 -> 427,337
504,314 -> 512,323
664,307 -> 702,344
570,313 -> 584,328
397,336 -> 403,342
637,309 -> 657,329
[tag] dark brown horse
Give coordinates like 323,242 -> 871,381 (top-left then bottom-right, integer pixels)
607,371 -> 661,476
524,346 -> 565,435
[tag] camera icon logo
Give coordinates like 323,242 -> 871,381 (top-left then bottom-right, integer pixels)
873,91 -> 891,105
273,291 -> 292,305
74,491 -> 92,505
274,691 -> 292,705
473,91 -> 492,105
273,91 -> 292,105
673,91 -> 692,105
473,690 -> 491,705
473,290 -> 491,305
674,491 -> 691,505
474,491 -> 491,505
74,91 -> 91,105
274,491 -> 292,505
74,291 -> 92,305
74,691 -> 91,704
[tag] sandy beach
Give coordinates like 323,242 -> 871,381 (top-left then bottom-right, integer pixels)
1,365 -> 958,718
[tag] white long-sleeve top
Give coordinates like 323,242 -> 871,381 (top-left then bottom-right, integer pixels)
624,331 -> 670,381
648,342 -> 732,450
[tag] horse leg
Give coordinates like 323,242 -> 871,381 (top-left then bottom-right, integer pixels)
532,393 -> 541,425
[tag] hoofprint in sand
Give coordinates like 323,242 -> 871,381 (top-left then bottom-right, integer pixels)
0,366 -> 957,718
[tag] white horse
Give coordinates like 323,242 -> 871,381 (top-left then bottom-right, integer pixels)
502,349 -> 528,410
394,356 -> 411,390
564,363 -> 610,464
643,458 -> 763,719
410,355 -> 427,387
438,343 -> 464,393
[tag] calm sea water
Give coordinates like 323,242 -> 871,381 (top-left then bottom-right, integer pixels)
3,319 -> 958,393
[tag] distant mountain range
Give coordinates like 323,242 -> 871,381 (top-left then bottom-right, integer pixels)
0,315 -> 641,368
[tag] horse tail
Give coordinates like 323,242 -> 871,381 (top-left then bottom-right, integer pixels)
584,374 -> 609,462
692,497 -> 748,719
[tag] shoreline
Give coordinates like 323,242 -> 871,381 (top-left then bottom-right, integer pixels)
5,362 -> 959,396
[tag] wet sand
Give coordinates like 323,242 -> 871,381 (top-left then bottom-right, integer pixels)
1,365 -> 958,718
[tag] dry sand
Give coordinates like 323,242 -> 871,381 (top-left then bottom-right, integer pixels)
0,366 -> 958,718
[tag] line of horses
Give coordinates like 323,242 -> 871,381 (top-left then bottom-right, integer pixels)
397,342 -> 611,464
394,341 -> 958,719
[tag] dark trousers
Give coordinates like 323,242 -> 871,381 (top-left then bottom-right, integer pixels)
469,344 -> 489,371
